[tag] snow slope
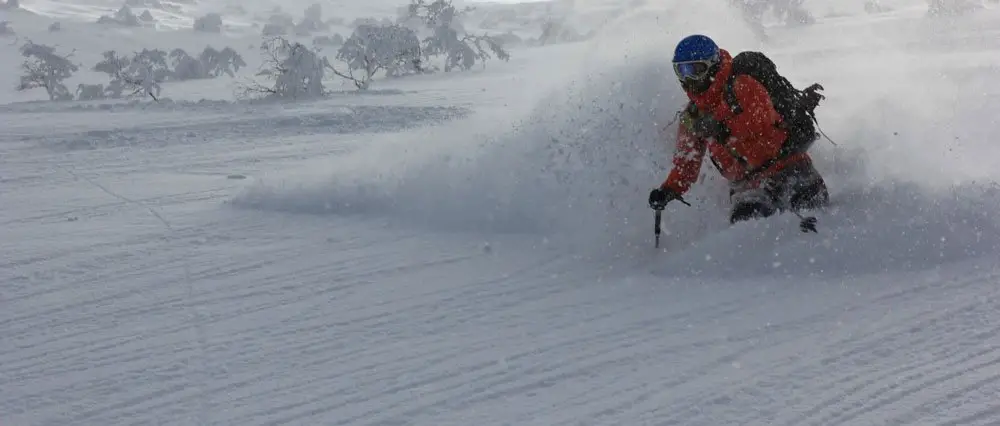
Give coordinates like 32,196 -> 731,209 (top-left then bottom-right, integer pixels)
4,0 -> 1000,425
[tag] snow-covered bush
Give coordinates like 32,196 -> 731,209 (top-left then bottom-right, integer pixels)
16,41 -> 78,101
239,37 -> 327,99
76,83 -> 106,100
0,21 -> 13,36
332,23 -> 424,88
1,0 -> 19,9
97,5 -> 141,26
194,13 -> 222,32
139,10 -> 155,22
48,22 -> 61,32
927,0 -> 984,16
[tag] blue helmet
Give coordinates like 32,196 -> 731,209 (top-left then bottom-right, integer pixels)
672,35 -> 720,82
673,34 -> 720,63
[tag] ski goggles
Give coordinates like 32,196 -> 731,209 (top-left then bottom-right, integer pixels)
673,58 -> 717,82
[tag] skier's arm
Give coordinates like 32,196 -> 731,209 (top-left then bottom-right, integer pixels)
726,75 -> 787,168
660,123 -> 707,194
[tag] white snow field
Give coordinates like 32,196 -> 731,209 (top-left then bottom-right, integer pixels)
4,0 -> 1000,425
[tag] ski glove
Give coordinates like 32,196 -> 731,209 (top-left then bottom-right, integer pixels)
682,105 -> 730,141
648,187 -> 680,210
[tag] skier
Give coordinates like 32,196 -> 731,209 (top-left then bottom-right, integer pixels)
648,34 -> 829,224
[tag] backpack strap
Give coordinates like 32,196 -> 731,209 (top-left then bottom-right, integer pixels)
723,74 -> 742,116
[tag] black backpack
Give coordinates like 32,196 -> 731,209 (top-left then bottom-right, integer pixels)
722,51 -> 825,158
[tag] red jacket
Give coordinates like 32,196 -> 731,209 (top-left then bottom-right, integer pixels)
660,48 -> 809,193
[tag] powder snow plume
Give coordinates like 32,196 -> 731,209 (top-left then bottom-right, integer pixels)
232,0 -> 1000,274
230,1 -> 749,239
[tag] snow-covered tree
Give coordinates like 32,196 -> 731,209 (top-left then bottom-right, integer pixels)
16,41 -> 78,101
93,50 -> 164,100
240,37 -> 327,99
169,48 -> 207,80
132,64 -> 161,100
331,23 -> 423,88
194,13 -> 222,32
0,21 -> 13,36
132,49 -> 171,81
406,0 -> 509,72
48,22 -> 61,32
93,51 -> 128,97
294,3 -> 329,35
199,46 -> 246,77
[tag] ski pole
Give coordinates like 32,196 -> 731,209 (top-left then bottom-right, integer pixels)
651,195 -> 689,249
653,208 -> 663,248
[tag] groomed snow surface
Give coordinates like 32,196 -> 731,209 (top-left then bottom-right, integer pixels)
5,0 -> 1000,425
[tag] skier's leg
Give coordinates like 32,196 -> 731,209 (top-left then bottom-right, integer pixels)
784,161 -> 829,211
729,181 -> 777,224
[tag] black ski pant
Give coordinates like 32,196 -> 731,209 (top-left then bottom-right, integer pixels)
728,159 -> 829,224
